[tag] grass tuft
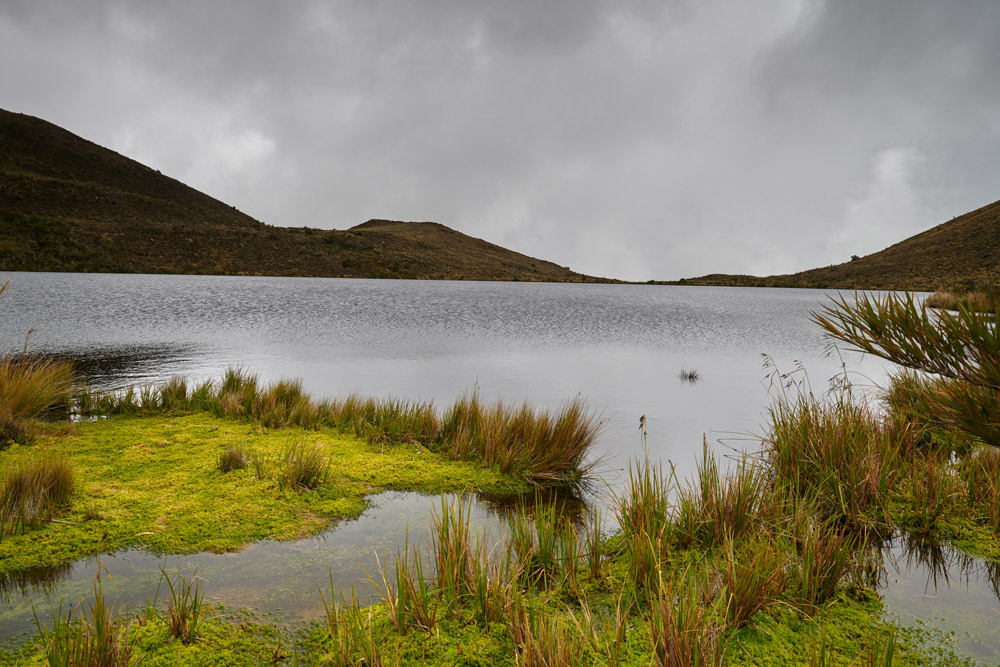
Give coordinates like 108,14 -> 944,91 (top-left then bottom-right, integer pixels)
1,453 -> 74,535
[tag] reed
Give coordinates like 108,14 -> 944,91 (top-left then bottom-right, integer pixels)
1,453 -> 74,535
76,371 -> 600,488
33,577 -> 133,667
613,459 -> 674,590
0,355 -> 74,445
719,537 -> 785,628
647,575 -> 725,667
161,568 -> 204,644
279,442 -> 330,490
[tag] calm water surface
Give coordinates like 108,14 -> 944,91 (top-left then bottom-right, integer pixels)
0,272 -> 893,483
7,272 -> 991,657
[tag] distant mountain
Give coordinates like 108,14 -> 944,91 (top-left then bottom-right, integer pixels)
0,109 -> 608,282
679,200 -> 1000,291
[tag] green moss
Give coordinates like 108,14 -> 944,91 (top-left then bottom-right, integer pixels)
0,414 -> 526,572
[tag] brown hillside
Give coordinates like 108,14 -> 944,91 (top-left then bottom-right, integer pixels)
681,199 -> 1000,291
0,108 -> 606,282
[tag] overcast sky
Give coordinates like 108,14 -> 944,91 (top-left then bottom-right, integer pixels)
3,1 -> 999,281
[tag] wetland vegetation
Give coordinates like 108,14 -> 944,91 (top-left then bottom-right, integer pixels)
3,291 -> 1000,664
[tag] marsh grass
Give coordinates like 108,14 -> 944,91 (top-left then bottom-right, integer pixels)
648,574 -> 725,667
77,372 -> 600,488
216,441 -> 249,473
279,442 -> 330,490
1,453 -> 74,535
0,355 -> 74,445
719,537 -> 785,628
765,392 -> 905,526
792,520 -> 857,615
34,576 -> 133,666
925,290 -> 998,313
161,568 -> 204,644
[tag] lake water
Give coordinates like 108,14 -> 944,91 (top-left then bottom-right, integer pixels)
8,272 -> 994,656
0,272 -> 894,487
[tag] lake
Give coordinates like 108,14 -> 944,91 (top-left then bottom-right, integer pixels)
0,272 -> 892,488
8,271 -> 993,657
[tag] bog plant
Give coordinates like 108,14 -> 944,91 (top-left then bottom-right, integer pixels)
814,291 -> 1000,447
0,453 -> 74,535
77,370 -> 601,488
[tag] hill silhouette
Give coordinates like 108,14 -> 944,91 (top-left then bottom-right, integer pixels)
0,108 -> 606,282
680,199 -> 1000,291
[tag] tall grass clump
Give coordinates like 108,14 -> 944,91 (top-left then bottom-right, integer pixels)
612,459 -> 674,591
216,441 -> 249,473
719,538 -> 785,628
34,577 -> 133,666
0,356 -> 74,445
441,391 -> 600,488
279,442 -> 330,490
791,518 -> 858,615
161,569 -> 204,644
764,391 -> 904,526
648,574 -> 725,667
1,453 -> 74,535
674,446 -> 769,549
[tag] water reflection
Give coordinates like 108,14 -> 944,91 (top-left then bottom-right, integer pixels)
0,564 -> 72,606
53,344 -> 199,389
880,531 -> 1000,661
0,488 -> 586,642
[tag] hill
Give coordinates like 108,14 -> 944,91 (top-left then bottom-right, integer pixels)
679,199 -> 1000,291
0,108 -> 606,282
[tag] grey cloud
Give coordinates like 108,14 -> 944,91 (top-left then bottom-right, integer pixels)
2,0 -> 998,280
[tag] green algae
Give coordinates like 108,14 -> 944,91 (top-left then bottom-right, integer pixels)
0,414 -> 527,573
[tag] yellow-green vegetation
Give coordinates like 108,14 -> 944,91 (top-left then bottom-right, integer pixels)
77,368 -> 600,489
0,413 -> 526,572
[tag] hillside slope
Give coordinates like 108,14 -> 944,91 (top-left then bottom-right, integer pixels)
0,109 -> 604,282
681,199 -> 1000,291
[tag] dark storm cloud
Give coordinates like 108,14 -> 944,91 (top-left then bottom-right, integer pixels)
2,1 -> 999,280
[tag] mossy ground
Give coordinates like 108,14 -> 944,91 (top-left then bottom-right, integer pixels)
0,414 -> 526,572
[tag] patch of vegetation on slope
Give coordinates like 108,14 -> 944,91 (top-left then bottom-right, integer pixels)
680,199 -> 1000,291
0,108 -> 608,282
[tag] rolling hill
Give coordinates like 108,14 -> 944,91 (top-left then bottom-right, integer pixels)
0,108 -> 607,282
679,199 -> 1000,291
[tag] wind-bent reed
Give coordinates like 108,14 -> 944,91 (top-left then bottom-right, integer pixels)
76,370 -> 601,488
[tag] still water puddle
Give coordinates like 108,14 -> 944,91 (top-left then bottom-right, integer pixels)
1,490 -> 584,644
880,532 -> 1000,661
4,494 -> 1000,661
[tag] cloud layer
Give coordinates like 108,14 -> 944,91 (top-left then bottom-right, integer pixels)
3,0 -> 999,280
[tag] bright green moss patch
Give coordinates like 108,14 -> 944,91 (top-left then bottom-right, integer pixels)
0,414 -> 527,572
